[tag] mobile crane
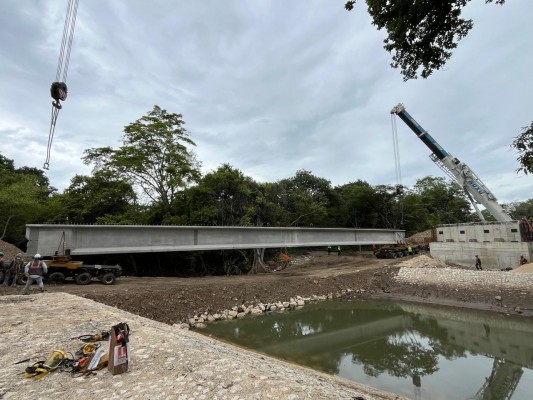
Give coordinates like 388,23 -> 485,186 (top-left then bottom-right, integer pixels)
390,103 -> 513,222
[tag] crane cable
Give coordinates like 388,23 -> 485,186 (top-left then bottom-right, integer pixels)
391,113 -> 405,226
391,113 -> 402,190
44,0 -> 80,170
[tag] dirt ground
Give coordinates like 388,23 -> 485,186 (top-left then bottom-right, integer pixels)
2,250 -> 532,324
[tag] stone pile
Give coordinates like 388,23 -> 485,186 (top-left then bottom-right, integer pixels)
395,265 -> 533,291
182,294 -> 335,329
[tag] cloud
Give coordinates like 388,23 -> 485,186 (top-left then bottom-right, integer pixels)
1,0 -> 532,207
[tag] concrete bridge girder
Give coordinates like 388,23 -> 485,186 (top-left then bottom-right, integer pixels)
26,224 -> 405,257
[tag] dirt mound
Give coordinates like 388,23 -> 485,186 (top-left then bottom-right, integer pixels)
397,254 -> 447,268
511,262 -> 533,273
0,239 -> 24,260
406,229 -> 434,244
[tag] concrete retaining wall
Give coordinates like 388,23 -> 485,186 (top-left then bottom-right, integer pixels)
430,241 -> 533,269
430,222 -> 533,269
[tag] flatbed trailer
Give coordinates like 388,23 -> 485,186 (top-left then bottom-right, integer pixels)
43,255 -> 122,285
375,244 -> 420,259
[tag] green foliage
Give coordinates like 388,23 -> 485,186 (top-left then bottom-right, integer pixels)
0,154 -> 55,246
183,164 -> 259,226
58,171 -> 138,224
509,199 -> 533,220
511,121 -> 533,175
252,182 -> 291,227
275,170 -> 334,226
345,0 -> 505,80
412,176 -> 473,224
333,180 -> 381,228
83,105 -> 201,216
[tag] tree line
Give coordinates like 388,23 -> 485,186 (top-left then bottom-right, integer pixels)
1,106 -> 532,276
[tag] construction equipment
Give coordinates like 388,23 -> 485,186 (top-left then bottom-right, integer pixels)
43,251 -> 122,285
375,243 -> 420,259
390,103 -> 513,222
34,232 -> 122,285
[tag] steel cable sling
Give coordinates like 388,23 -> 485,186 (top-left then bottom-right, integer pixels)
44,0 -> 80,170
391,113 -> 405,227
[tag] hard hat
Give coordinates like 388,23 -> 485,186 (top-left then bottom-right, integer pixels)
0,252 -> 4,256
34,253 -> 42,259
16,253 -> 22,259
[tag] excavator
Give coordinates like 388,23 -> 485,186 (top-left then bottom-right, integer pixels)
390,103 -> 513,223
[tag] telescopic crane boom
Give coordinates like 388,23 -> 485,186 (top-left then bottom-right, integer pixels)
390,103 -> 512,222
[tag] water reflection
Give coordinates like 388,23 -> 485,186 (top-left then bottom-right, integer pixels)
202,301 -> 533,399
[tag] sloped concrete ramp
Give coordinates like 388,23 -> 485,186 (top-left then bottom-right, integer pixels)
0,293 -> 404,400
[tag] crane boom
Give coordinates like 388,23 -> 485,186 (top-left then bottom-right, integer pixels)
390,103 -> 513,222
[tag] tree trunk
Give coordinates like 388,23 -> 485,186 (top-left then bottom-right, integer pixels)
250,248 -> 268,274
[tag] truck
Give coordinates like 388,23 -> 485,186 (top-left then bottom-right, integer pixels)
390,103 -> 513,223
375,243 -> 421,259
43,252 -> 122,285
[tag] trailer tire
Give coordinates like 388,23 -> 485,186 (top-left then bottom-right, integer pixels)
75,272 -> 92,285
48,272 -> 65,284
100,272 -> 116,285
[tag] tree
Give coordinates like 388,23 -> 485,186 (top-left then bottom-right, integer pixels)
333,180 -> 380,228
0,154 -> 55,246
511,122 -> 533,175
508,198 -> 533,220
345,0 -> 505,80
184,164 -> 259,226
276,170 -> 334,227
412,176 -> 473,224
83,106 -> 201,216
59,171 -> 137,224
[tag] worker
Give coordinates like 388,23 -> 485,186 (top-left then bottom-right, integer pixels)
407,244 -> 413,256
337,246 -> 341,257
327,246 -> 331,255
0,252 -> 4,284
475,255 -> 482,270
3,253 -> 22,286
520,255 -> 528,266
9,253 -> 25,286
21,254 -> 48,295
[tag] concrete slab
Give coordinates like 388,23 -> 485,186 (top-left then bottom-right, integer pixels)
0,293 -> 404,400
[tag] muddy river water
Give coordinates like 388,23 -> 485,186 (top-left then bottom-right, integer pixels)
202,300 -> 533,400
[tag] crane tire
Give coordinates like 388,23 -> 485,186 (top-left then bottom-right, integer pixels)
48,272 -> 65,284
100,272 -> 116,285
75,272 -> 92,285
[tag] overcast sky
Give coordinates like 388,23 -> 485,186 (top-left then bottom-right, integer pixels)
2,0 -> 532,205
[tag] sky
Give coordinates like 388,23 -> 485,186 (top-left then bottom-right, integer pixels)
1,0 -> 532,206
